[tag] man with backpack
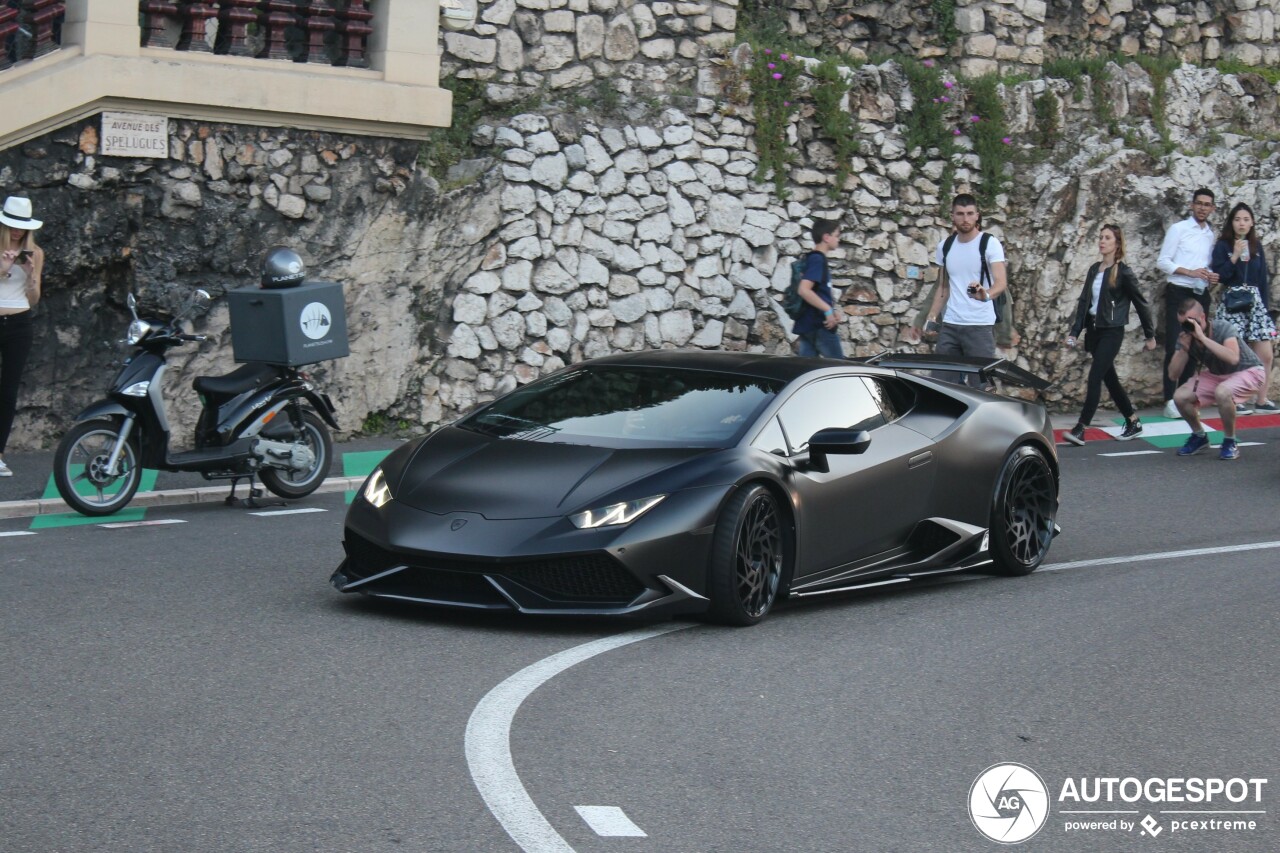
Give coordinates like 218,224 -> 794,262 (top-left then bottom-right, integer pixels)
788,218 -> 844,358
923,194 -> 1008,385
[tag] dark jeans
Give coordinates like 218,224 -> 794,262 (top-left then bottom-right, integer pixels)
1163,284 -> 1211,401
0,310 -> 34,454
1079,323 -> 1135,426
795,327 -> 844,359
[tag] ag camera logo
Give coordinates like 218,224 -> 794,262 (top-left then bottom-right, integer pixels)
299,302 -> 332,340
969,762 -> 1050,844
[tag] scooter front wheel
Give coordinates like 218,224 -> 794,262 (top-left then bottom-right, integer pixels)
54,420 -> 143,516
259,410 -> 333,499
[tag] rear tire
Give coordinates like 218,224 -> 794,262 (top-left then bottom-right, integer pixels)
53,419 -> 142,517
259,410 -> 333,499
988,446 -> 1057,576
707,485 -> 786,626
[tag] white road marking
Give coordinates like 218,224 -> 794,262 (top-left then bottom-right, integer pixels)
248,507 -> 328,517
463,540 -> 1279,852
98,519 -> 187,529
0,530 -> 36,537
466,623 -> 693,853
574,805 -> 648,837
1098,450 -> 1163,457
1042,540 -> 1280,572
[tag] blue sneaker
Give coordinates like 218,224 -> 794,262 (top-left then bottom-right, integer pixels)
1178,432 -> 1210,456
1219,438 -> 1240,460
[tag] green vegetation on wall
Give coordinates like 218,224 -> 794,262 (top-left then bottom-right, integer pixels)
965,76 -> 1013,205
746,46 -> 802,196
811,60 -> 859,198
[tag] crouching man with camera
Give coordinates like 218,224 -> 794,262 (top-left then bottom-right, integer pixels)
1169,297 -> 1266,460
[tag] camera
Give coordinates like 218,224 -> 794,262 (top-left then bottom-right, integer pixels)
1181,319 -> 1197,334
15,250 -> 31,263
966,284 -> 979,296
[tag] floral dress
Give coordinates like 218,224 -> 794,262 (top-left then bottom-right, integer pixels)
1211,241 -> 1277,342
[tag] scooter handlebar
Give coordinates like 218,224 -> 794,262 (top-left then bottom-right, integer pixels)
179,334 -> 207,342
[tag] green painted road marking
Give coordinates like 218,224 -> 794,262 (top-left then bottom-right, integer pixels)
1112,416 -> 1223,450
32,469 -> 160,529
343,450 -> 391,504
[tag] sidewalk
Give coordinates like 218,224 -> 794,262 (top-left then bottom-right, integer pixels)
0,435 -> 409,520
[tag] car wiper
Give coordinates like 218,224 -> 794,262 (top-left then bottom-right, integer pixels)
468,413 -> 560,440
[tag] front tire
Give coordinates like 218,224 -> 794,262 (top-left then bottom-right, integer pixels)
53,419 -> 143,517
707,484 -> 786,626
259,410 -> 333,499
988,445 -> 1057,576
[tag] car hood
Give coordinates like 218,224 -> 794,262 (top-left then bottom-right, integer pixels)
392,427 -> 712,519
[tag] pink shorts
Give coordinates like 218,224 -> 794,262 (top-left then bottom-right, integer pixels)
1179,366 -> 1266,407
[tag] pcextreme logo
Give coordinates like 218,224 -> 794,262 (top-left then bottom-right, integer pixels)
969,764 -> 1270,844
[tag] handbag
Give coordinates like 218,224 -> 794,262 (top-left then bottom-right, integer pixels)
1223,285 -> 1255,313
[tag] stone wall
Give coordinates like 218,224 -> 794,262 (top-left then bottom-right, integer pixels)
778,0 -> 1280,77
0,122 -> 502,449
441,0 -> 741,103
5,5 -> 1280,451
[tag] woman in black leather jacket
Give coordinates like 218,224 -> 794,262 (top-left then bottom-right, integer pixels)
1063,224 -> 1157,445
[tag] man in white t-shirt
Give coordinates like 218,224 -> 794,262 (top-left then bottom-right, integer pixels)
924,194 -> 1008,386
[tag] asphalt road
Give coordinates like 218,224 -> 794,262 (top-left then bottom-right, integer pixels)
2,429 -> 1277,852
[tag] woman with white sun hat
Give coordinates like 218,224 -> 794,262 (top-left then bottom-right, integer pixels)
0,196 -> 45,476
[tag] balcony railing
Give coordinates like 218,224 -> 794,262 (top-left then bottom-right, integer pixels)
1,1 -> 66,71
138,0 -> 373,68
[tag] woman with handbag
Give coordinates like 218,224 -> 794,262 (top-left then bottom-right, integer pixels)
1211,202 -> 1276,412
1063,224 -> 1157,445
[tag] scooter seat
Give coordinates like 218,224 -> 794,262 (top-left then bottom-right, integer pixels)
194,362 -> 281,398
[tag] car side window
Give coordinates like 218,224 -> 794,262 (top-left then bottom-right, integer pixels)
750,416 -> 788,456
777,377 -> 885,454
863,377 -> 902,423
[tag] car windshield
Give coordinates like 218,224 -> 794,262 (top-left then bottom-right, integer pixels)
458,365 -> 784,448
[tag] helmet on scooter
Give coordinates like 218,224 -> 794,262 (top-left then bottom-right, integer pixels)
261,246 -> 306,289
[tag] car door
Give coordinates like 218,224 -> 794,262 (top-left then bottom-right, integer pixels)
776,375 -> 936,578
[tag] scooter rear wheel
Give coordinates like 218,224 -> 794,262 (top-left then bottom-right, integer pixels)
259,410 -> 333,499
53,419 -> 143,516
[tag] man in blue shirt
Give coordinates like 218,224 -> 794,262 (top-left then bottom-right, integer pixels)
793,218 -> 843,358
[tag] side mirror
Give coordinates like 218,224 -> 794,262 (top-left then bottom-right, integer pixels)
194,289 -> 211,303
806,428 -> 871,473
126,292 -> 139,321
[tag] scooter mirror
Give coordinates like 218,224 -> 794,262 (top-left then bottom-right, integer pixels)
194,289 -> 211,302
127,293 -> 137,310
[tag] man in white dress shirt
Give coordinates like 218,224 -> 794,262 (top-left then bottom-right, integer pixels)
1156,188 -> 1219,417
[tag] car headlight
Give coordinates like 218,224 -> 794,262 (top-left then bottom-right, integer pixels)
363,467 -> 393,508
121,381 -> 150,397
127,319 -> 152,345
570,494 -> 666,529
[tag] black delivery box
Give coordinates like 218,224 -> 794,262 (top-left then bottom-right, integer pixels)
227,281 -> 349,366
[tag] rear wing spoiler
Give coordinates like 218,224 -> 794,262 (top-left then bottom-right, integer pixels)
855,353 -> 1052,393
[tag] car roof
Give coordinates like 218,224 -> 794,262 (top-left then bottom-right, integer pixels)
582,349 -> 891,383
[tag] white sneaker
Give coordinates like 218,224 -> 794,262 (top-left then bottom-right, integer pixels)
0,459 -> 11,477
1162,399 -> 1180,419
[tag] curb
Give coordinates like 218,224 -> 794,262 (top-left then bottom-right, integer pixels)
0,475 -> 367,521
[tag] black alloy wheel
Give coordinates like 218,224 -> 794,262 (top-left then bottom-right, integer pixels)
988,445 -> 1057,576
708,484 -> 786,626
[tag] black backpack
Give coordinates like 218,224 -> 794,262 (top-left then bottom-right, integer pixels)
783,251 -> 827,320
942,232 -> 1006,322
